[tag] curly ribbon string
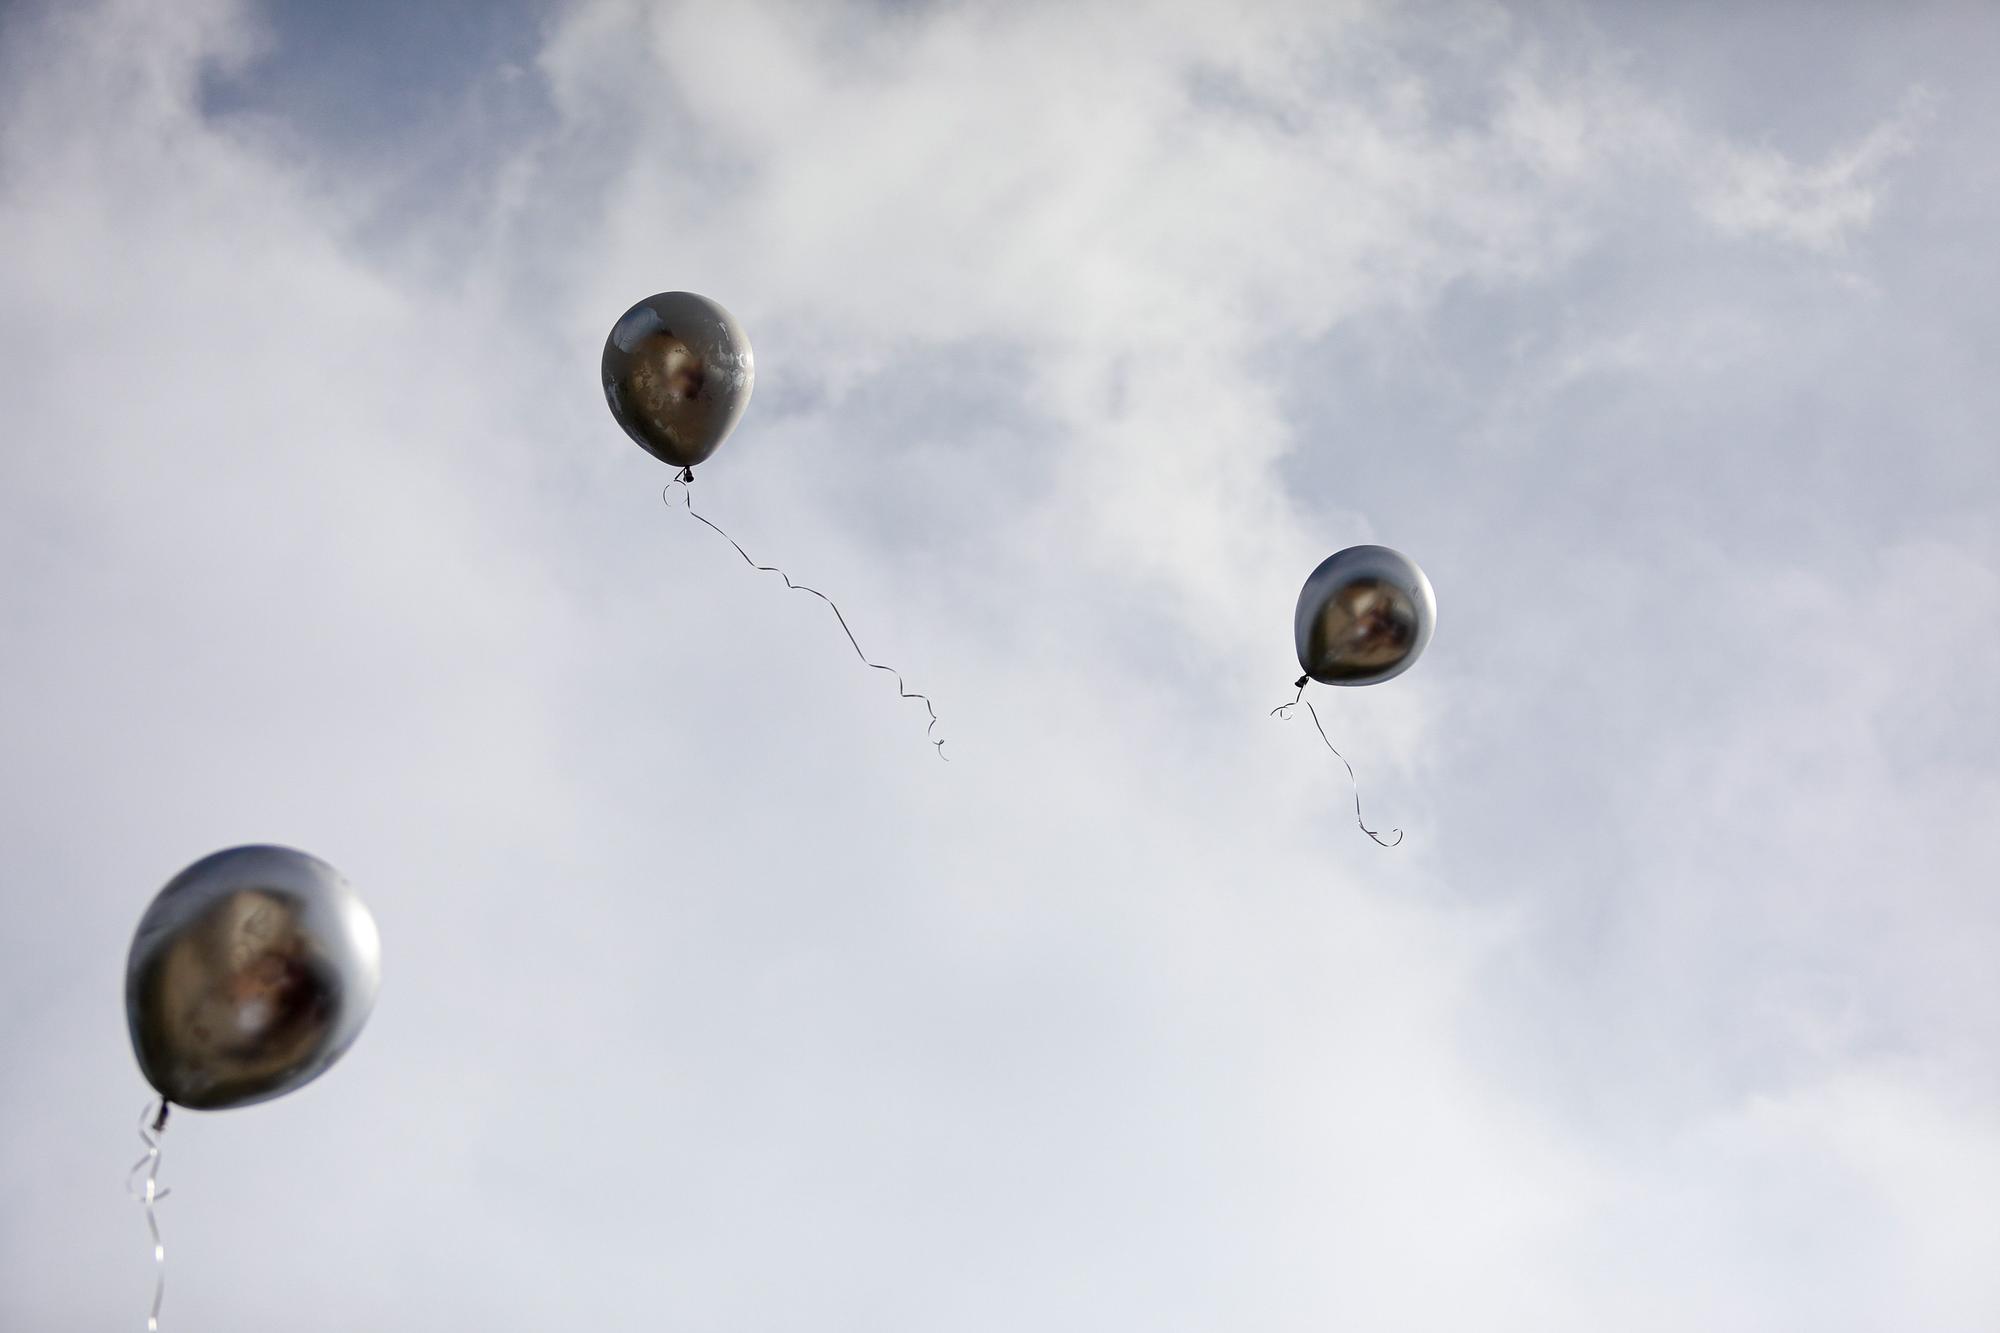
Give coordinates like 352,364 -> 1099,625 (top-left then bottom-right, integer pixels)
126,1099 -> 171,1331
1272,675 -> 1402,847
664,467 -> 947,760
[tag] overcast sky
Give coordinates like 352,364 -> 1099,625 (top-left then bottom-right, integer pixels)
3,0 -> 1998,1328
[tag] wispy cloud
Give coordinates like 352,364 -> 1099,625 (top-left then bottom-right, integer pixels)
1697,89 -> 1933,252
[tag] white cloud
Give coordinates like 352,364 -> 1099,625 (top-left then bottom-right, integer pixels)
1696,90 -> 1932,252
1,1 -> 1996,1329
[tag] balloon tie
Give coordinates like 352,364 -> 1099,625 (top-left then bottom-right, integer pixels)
126,1098 -> 171,1331
1272,679 -> 1402,847
663,475 -> 947,760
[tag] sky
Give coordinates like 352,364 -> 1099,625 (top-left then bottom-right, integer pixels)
1,0 -> 1997,1328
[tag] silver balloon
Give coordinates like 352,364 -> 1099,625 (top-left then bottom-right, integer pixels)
602,291 -> 755,471
1294,545 -> 1436,687
125,846 -> 381,1111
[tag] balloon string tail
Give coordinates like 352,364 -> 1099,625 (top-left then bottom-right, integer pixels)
1272,680 -> 1402,847
664,473 -> 947,760
127,1098 -> 171,1331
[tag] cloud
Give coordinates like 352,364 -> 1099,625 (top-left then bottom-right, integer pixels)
1,0 -> 1996,1329
1696,90 -> 1933,252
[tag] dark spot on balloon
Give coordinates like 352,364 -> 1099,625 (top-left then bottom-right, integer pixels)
1311,577 -> 1420,679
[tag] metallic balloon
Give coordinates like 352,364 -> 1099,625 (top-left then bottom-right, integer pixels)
602,291 -> 755,471
1294,545 -> 1436,687
126,846 -> 381,1111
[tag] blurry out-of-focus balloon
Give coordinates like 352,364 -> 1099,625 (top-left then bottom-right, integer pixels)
126,845 -> 381,1111
1294,545 -> 1436,687
602,291 -> 755,471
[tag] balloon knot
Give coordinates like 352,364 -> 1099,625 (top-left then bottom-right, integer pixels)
1294,675 -> 1309,690
151,1101 -> 171,1133
676,466 -> 694,484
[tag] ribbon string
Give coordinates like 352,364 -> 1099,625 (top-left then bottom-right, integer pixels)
125,1099 -> 171,1331
1272,676 -> 1402,847
665,470 -> 947,760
